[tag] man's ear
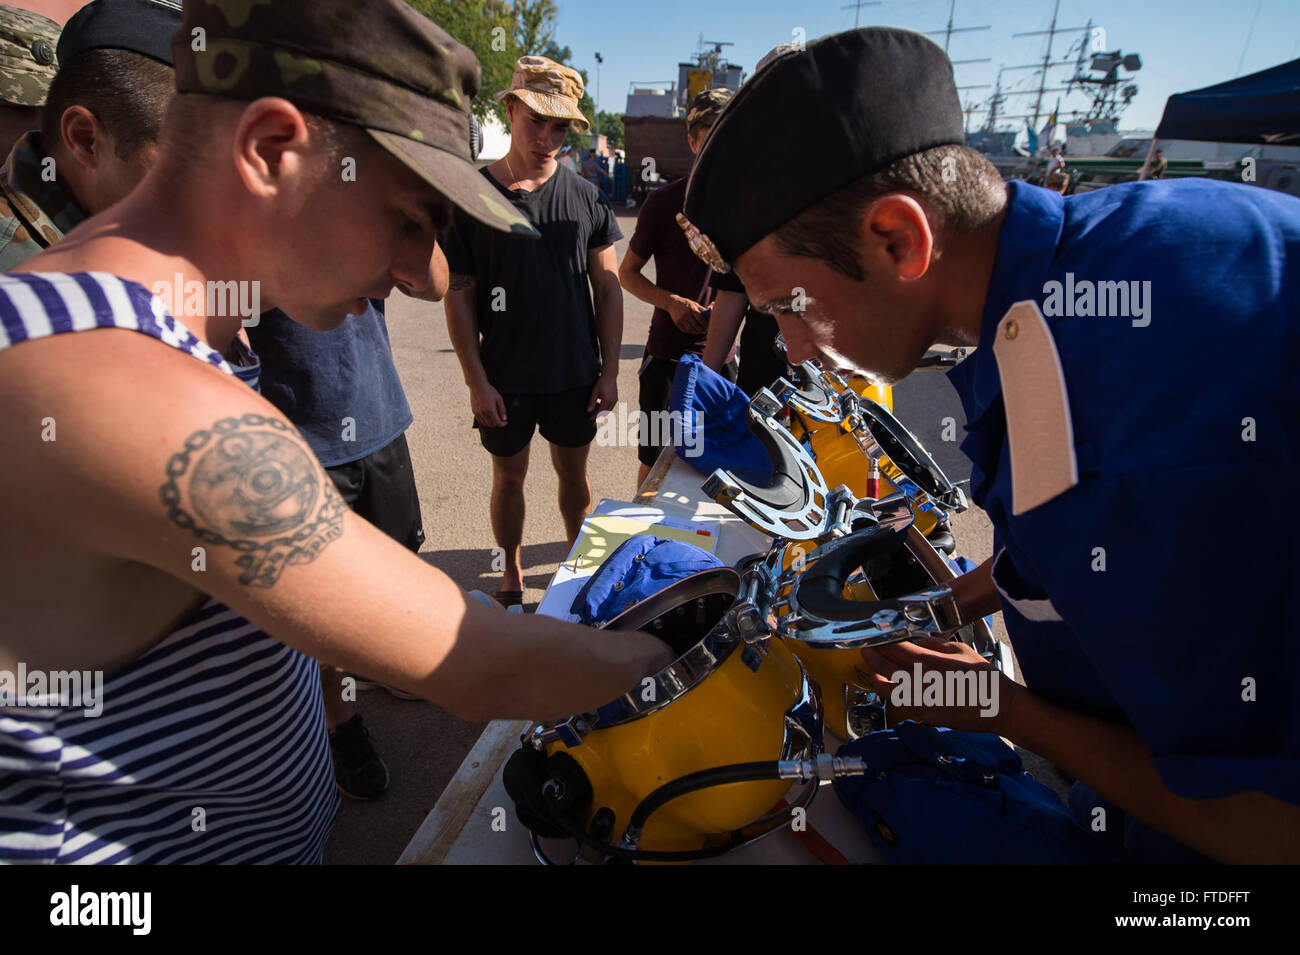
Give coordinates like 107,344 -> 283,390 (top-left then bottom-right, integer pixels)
230,97 -> 310,199
58,105 -> 107,171
860,194 -> 935,282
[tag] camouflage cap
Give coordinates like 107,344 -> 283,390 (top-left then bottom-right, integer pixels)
173,0 -> 537,236
0,3 -> 60,108
685,87 -> 731,134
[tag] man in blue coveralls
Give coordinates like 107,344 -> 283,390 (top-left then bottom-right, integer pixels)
679,27 -> 1299,863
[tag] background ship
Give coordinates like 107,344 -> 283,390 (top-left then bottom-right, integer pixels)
951,0 -> 1300,195
624,3 -> 1300,199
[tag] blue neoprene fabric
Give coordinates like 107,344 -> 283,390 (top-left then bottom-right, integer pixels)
668,354 -> 771,485
570,534 -> 724,626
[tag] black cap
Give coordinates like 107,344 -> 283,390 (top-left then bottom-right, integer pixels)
57,0 -> 182,68
681,27 -> 965,269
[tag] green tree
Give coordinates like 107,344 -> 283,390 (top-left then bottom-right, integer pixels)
513,0 -> 557,54
408,1 -> 595,140
596,112 -> 624,150
541,39 -> 571,62
408,0 -> 516,123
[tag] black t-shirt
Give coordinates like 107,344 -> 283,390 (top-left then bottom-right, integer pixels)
444,164 -> 623,394
709,268 -> 787,396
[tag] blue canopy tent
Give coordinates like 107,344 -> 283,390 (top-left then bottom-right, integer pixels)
1140,57 -> 1300,178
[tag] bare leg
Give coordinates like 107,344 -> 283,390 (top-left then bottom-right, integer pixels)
320,664 -> 353,731
550,441 -> 592,548
490,444 -> 531,592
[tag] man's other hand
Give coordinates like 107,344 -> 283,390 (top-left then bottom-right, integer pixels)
860,636 -> 1021,733
666,294 -> 708,335
470,381 -> 508,428
588,372 -> 617,419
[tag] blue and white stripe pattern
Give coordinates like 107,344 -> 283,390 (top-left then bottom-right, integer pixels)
0,604 -> 338,863
0,271 -> 336,863
0,271 -> 260,389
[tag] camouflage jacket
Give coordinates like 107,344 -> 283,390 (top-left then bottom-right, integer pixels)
0,130 -> 87,270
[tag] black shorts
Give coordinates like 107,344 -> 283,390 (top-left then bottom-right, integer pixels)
474,382 -> 598,458
325,432 -> 425,552
637,355 -> 736,468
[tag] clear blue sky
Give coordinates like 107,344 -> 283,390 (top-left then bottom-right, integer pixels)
545,0 -> 1300,131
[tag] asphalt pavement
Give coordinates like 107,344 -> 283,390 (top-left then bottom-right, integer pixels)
321,206 -> 1062,865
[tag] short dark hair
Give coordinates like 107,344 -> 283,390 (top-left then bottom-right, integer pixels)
40,49 -> 174,161
153,92 -> 374,193
773,144 -> 1005,281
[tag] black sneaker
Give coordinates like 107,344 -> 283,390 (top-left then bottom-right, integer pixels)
383,684 -> 421,701
328,714 -> 391,800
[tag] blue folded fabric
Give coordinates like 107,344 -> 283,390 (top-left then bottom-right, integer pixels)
834,722 -> 1117,864
570,534 -> 724,626
669,354 -> 771,485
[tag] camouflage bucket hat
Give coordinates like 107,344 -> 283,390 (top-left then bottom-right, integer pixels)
0,2 -> 60,107
173,0 -> 537,236
494,55 -> 589,131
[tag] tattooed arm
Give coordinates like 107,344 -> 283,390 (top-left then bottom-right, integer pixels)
0,331 -> 670,720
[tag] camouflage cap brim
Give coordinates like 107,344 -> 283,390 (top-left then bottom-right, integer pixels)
367,129 -> 538,237
495,88 -> 590,132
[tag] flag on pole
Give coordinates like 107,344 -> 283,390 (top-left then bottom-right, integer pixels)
1038,109 -> 1058,152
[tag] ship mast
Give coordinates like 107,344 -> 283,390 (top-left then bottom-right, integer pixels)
1010,0 -> 1091,132
925,1 -> 991,132
839,0 -> 881,30
985,70 -> 1003,133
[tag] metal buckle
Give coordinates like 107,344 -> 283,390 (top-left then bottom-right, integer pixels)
785,361 -> 848,424
849,397 -> 967,514
780,583 -> 964,649
702,386 -> 834,541
767,350 -> 968,522
773,525 -> 966,650
844,687 -> 889,739
525,717 -> 590,750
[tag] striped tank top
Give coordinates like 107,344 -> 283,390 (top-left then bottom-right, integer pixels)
0,272 -> 338,863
